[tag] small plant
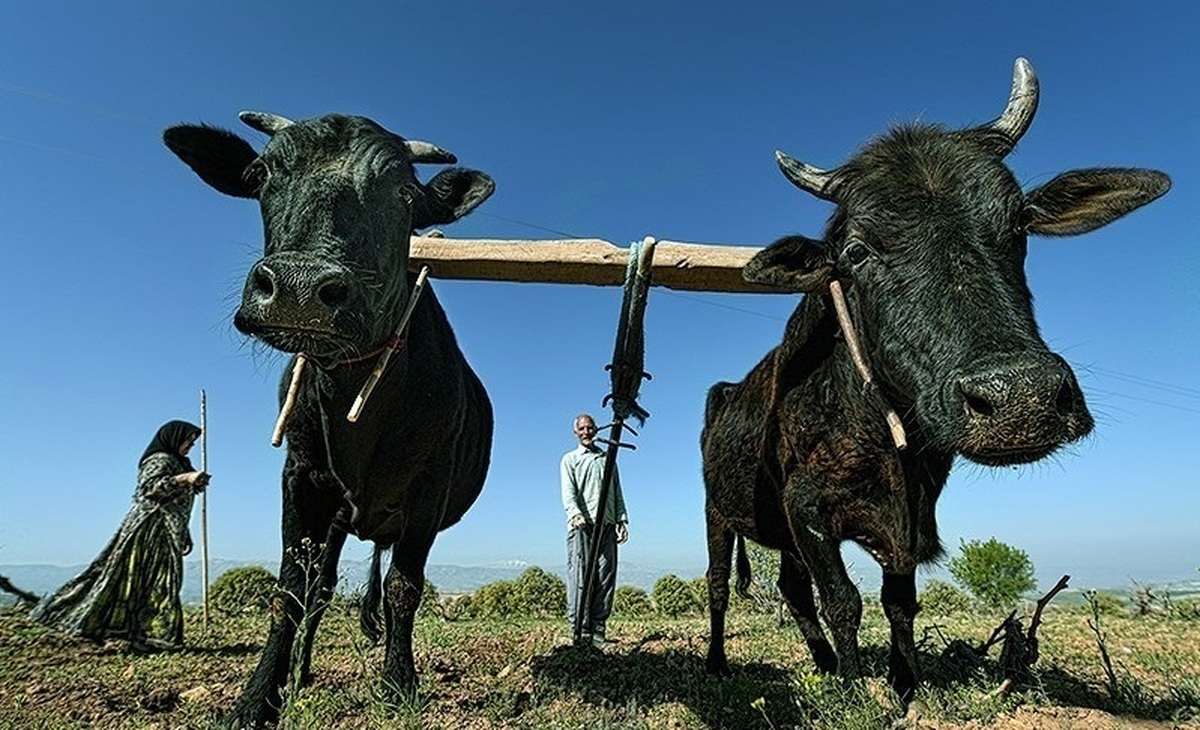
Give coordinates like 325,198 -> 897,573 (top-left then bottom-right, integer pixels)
1090,590 -> 1126,617
653,574 -> 702,617
416,579 -> 440,618
208,565 -> 277,616
613,585 -> 653,616
511,566 -> 566,617
743,540 -> 784,616
948,538 -> 1035,610
471,580 -> 517,617
919,578 -> 973,616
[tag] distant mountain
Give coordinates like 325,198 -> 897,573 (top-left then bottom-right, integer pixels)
1,558 -> 696,606
5,562 -> 1198,608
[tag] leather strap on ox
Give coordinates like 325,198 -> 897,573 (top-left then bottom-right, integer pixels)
573,236 -> 656,646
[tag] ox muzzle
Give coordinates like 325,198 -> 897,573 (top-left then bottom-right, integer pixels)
948,353 -> 1093,465
235,252 -> 359,347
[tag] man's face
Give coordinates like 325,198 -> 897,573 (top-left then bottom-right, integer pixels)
574,417 -> 597,447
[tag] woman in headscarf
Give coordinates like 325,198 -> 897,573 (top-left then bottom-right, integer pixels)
31,420 -> 211,650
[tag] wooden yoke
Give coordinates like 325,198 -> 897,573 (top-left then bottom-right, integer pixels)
408,236 -> 785,294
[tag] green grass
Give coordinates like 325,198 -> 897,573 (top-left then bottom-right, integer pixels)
1,599 -> 1197,729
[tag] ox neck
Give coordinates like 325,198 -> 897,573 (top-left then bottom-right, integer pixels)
304,333 -> 406,371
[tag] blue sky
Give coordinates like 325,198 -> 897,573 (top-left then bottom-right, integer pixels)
1,3 -> 1196,592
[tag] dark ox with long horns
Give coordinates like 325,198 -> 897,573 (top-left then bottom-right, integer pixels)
701,59 -> 1169,698
164,112 -> 494,726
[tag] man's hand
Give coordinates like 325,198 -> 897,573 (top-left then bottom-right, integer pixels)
569,513 -> 587,529
616,522 -> 629,544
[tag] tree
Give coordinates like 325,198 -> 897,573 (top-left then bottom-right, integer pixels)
512,566 -> 567,617
948,538 -> 1036,610
210,565 -> 278,616
614,585 -> 653,616
653,574 -> 703,617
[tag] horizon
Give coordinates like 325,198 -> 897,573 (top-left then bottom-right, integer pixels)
1,4 -> 1198,597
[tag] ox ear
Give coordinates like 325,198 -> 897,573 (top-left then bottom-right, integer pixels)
743,235 -> 833,292
412,168 -> 496,228
163,124 -> 260,199
1024,168 -> 1171,237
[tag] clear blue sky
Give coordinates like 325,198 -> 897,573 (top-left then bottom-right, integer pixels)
1,3 -> 1197,592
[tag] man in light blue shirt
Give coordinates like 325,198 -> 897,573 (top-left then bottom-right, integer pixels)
561,412 -> 628,645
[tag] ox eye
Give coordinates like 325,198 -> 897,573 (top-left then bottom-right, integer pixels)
842,241 -> 871,267
243,159 -> 269,191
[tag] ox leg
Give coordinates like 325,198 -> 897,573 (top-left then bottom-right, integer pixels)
228,467 -> 339,728
778,551 -> 838,673
293,520 -> 349,686
788,500 -> 863,678
704,503 -> 735,676
380,531 -> 436,700
881,571 -> 920,701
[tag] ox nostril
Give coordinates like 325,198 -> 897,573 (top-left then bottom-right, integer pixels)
317,278 -> 350,309
1054,374 -> 1076,416
963,391 -> 995,419
250,266 -> 276,300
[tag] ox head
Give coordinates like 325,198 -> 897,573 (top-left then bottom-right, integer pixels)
747,59 -> 1169,466
164,113 -> 494,360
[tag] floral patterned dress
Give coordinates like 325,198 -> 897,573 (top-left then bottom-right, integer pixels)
31,451 -> 198,649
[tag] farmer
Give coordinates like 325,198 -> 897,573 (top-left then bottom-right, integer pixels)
31,420 -> 211,650
560,412 -> 628,645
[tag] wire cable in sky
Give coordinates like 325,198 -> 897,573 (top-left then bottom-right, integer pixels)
0,81 -> 150,126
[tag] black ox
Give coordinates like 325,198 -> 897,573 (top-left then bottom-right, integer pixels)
701,58 -> 1169,698
165,112 -> 494,725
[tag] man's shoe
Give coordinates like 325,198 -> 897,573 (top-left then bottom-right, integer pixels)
591,633 -> 616,647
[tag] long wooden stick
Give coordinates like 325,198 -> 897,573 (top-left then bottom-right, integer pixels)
828,280 -> 907,450
272,354 -> 307,447
408,237 -> 785,293
347,266 -> 430,422
199,388 -> 210,631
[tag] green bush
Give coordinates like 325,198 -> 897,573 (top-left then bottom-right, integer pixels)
743,540 -> 783,614
471,580 -> 517,617
947,538 -> 1035,610
417,579 -> 441,617
653,574 -> 703,617
614,585 -> 653,616
688,577 -> 709,615
1089,590 -> 1126,617
919,579 -> 973,616
442,593 -> 473,621
511,566 -> 566,617
209,565 -> 277,616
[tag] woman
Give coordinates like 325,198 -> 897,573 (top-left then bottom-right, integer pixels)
31,420 -> 211,650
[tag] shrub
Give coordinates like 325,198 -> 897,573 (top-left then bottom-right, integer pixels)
919,578 -> 973,616
689,577 -> 709,614
947,538 -> 1035,610
471,580 -> 517,617
442,593 -> 473,621
614,585 -> 653,616
653,574 -> 703,617
417,579 -> 441,617
743,540 -> 783,615
209,565 -> 277,616
512,566 -> 567,617
1090,590 -> 1126,617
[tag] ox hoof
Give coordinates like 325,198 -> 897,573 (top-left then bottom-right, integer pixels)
705,655 -> 732,677
223,703 -> 276,730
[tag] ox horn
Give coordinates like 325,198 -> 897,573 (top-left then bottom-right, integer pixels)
776,150 -> 837,202
239,111 -> 295,135
984,57 -> 1039,154
405,140 -> 457,165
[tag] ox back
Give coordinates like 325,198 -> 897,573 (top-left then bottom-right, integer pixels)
165,112 -> 494,726
700,58 -> 1170,700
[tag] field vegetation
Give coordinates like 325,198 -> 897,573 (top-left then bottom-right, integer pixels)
2,568 -> 1198,729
